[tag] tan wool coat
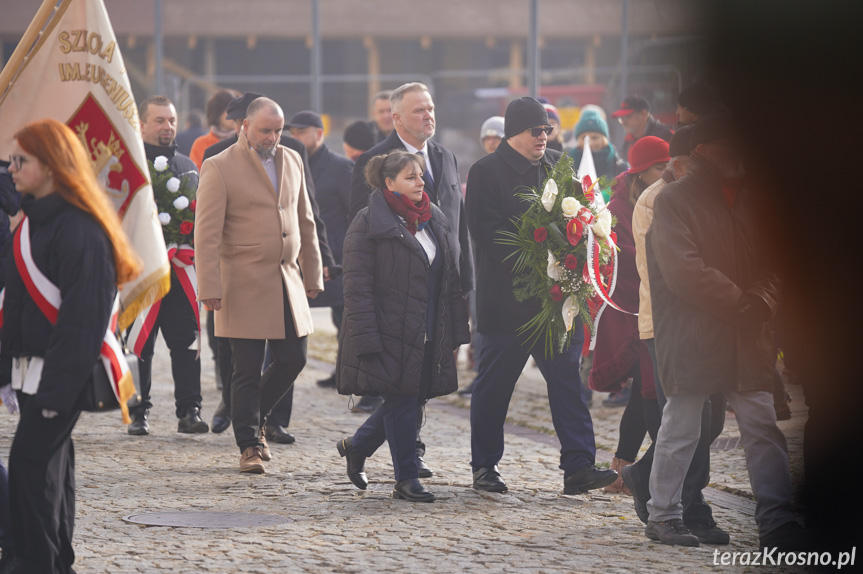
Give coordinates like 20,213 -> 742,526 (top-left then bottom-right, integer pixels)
632,173 -> 670,340
194,130 -> 323,339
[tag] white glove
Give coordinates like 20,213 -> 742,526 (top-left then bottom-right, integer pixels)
41,409 -> 58,419
0,384 -> 18,414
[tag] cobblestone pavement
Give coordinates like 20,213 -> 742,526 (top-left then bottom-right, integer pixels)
0,310 -> 806,573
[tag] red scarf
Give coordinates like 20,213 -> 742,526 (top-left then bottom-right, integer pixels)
382,188 -> 431,235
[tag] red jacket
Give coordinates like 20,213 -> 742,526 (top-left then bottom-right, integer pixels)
589,174 -> 656,399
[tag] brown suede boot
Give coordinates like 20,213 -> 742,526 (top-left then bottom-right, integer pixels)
240,446 -> 265,474
605,457 -> 634,495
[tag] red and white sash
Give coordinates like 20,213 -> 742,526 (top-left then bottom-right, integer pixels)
126,243 -> 200,358
2,217 -> 135,422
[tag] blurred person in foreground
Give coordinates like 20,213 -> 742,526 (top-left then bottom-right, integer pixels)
195,98 -> 323,474
590,136 -> 669,495
612,95 -> 673,162
643,113 -> 804,549
1,119 -> 141,573
174,109 -> 206,157
336,150 -> 469,502
465,97 -> 616,495
621,125 -> 729,545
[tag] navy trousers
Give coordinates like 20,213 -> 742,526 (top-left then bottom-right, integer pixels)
470,327 -> 596,475
351,341 -> 432,481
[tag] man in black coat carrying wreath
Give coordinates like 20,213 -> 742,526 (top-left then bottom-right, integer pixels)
465,97 -> 616,495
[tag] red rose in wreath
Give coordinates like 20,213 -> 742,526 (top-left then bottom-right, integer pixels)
566,218 -> 583,246
180,221 -> 194,235
549,284 -> 563,302
534,227 -> 548,243
564,254 -> 579,270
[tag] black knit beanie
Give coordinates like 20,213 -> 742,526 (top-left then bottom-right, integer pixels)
504,97 -> 549,139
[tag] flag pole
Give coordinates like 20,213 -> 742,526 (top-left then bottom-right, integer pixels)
0,0 -> 62,102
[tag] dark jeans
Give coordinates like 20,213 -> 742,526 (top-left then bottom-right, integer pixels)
470,327 -> 596,475
229,288 -> 307,451
8,395 -> 80,574
633,339 -> 716,525
132,273 -> 202,418
266,305 -> 344,427
615,367 -> 661,462
351,341 -> 432,481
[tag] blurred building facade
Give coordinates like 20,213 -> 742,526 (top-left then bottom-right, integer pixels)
1,0 -> 703,172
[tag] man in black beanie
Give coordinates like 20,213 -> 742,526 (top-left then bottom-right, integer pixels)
464,96 -> 617,495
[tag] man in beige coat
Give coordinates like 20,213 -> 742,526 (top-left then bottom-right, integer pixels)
195,97 -> 323,473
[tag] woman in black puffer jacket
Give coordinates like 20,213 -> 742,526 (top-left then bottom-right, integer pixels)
336,150 -> 470,502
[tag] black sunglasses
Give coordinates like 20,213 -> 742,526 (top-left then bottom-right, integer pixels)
529,126 -> 554,137
9,154 -> 27,170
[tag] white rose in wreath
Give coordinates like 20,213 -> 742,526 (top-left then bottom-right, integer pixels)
561,196 -> 581,220
592,208 -> 612,238
158,212 -> 171,226
173,196 -> 190,210
153,156 -> 169,172
540,179 -> 558,212
166,177 -> 181,193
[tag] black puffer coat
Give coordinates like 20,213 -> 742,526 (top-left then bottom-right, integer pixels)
336,190 -> 471,398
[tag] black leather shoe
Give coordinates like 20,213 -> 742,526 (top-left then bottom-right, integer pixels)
127,409 -> 149,436
687,521 -> 731,545
316,374 -> 337,388
392,478 -> 435,502
337,437 -> 368,490
211,414 -> 231,434
472,466 -> 507,493
417,456 -> 433,479
646,519 -> 700,547
266,425 -> 296,444
563,465 -> 618,494
178,408 -> 209,433
621,464 -> 649,524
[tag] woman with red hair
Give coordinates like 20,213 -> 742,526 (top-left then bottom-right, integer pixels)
1,118 -> 140,573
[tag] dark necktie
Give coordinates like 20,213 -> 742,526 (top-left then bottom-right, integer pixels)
417,150 -> 434,190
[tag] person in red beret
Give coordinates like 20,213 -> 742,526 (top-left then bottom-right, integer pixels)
590,136 -> 669,493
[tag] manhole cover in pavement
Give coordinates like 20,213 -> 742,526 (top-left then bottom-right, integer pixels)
123,511 -> 291,529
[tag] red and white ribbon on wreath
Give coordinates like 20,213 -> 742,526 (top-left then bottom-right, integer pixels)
7,216 -> 134,422
127,243 -> 200,358
585,221 -> 637,350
